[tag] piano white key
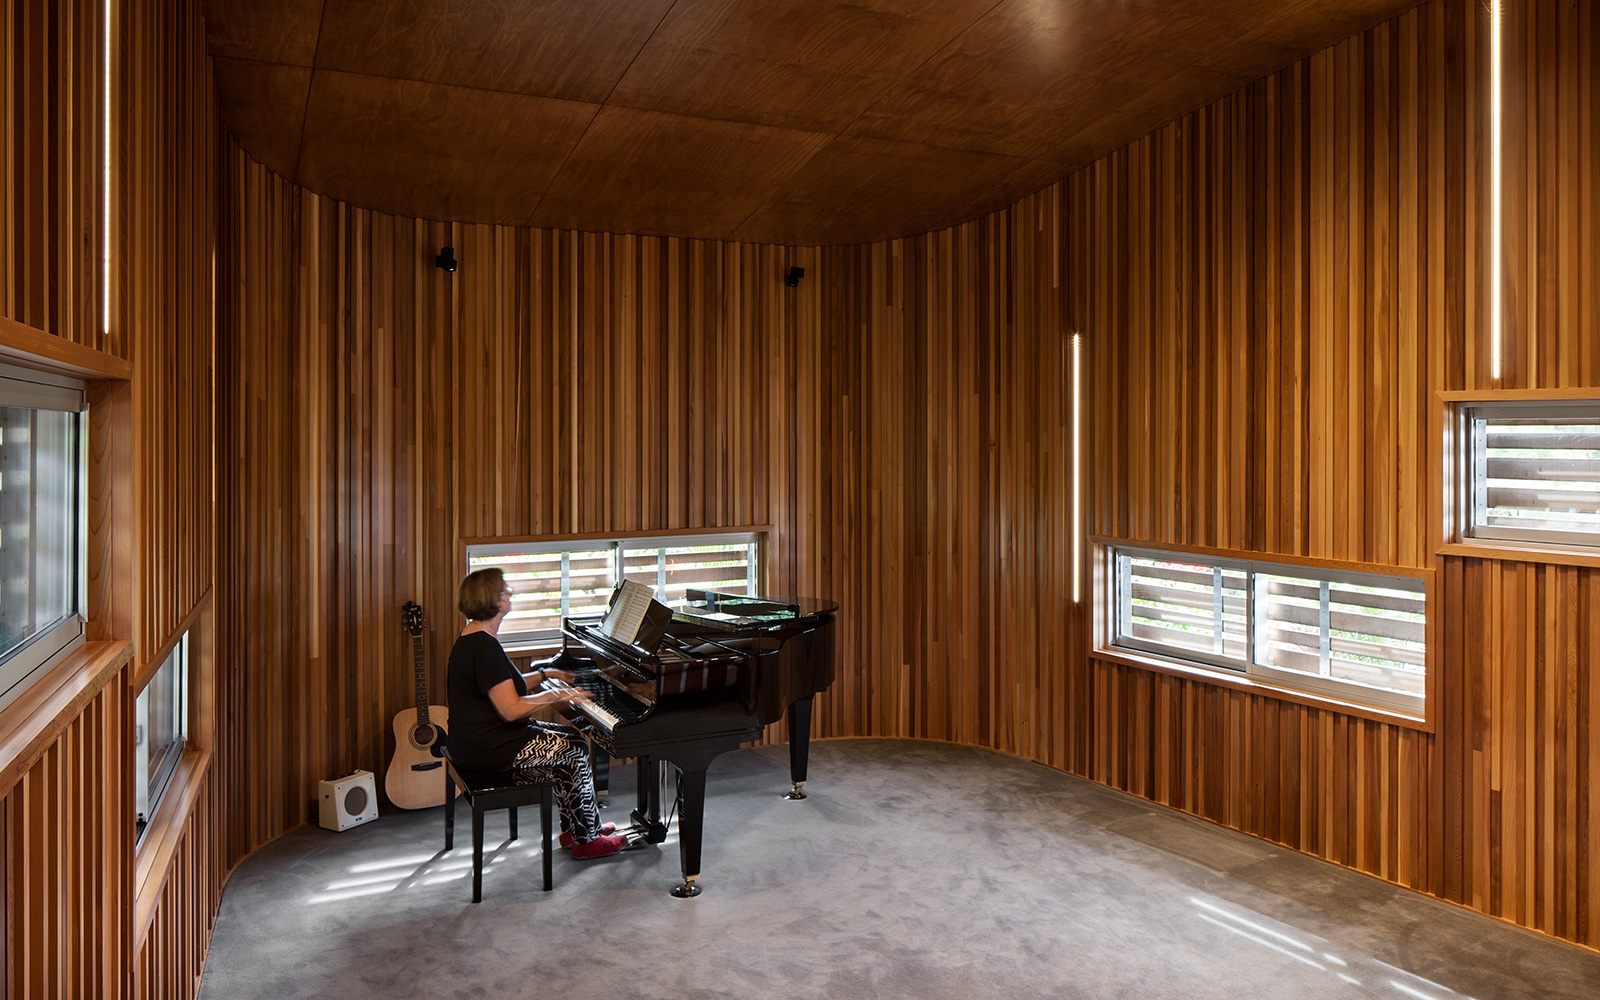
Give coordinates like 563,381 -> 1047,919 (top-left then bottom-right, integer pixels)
544,677 -> 619,730
580,701 -> 619,729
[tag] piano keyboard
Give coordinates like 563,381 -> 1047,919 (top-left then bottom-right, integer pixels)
544,675 -> 646,732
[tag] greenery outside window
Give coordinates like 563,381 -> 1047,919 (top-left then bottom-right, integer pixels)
0,363 -> 87,713
465,531 -> 763,646
1105,545 -> 1426,716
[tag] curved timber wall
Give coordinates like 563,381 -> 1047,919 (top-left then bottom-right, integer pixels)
215,0 -> 1598,963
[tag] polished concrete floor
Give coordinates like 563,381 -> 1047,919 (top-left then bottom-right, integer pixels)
198,739 -> 1600,1000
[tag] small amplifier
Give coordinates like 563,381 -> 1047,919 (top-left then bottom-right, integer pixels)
319,770 -> 378,832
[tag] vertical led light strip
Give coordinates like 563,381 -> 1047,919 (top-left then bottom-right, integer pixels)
1072,333 -> 1082,603
102,0 -> 112,334
1489,0 -> 1503,379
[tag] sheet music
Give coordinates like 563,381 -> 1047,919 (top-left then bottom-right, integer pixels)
600,579 -> 656,643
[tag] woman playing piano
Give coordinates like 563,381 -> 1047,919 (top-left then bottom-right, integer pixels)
446,567 -> 629,859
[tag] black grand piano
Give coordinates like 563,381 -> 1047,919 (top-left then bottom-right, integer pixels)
545,589 -> 836,897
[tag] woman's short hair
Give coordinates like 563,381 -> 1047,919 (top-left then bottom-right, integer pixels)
457,567 -> 505,621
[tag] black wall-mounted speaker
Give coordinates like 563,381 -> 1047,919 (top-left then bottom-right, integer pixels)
785,266 -> 805,287
436,246 -> 458,272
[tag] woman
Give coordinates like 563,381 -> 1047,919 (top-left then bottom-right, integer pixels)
447,567 -> 628,859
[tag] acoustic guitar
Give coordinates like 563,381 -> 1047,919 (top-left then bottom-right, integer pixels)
385,601 -> 451,809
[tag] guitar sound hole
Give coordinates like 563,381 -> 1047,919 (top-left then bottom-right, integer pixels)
410,723 -> 436,749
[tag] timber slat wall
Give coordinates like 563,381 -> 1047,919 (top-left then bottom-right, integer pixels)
1072,0 -> 1600,951
1084,8 -> 1460,566
1,0 -> 101,350
122,0 -> 223,994
2,0 -> 219,998
123,0 -> 216,673
218,156 -> 817,848
1500,0 -> 1598,389
813,190 -> 1072,757
133,770 -> 220,1000
2,680 -> 128,1000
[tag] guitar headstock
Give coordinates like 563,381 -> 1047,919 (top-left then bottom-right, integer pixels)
401,601 -> 426,636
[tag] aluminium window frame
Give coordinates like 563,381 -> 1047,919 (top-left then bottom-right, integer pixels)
464,529 -> 766,648
1457,398 -> 1600,550
1104,544 -> 1427,718
0,363 -> 89,715
134,631 -> 190,845
1110,546 -> 1250,674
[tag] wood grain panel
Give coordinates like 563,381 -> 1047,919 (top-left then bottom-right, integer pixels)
202,0 -> 1427,244
295,70 -> 598,226
609,0 -> 996,133
2,0 -> 105,351
847,0 -> 1419,164
198,0 -> 322,65
529,107 -> 832,239
311,0 -> 677,105
733,134 -> 1061,247
209,57 -> 310,181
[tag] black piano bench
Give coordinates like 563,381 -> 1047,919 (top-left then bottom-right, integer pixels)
440,746 -> 555,902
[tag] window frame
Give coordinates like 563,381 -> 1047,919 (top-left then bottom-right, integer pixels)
1098,542 -> 1430,720
132,597 -> 215,943
134,631 -> 189,845
464,528 -> 768,648
1456,397 -> 1600,550
0,363 -> 88,715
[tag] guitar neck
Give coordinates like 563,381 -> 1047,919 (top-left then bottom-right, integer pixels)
413,634 -> 430,725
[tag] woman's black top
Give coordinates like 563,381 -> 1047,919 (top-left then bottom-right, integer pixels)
446,631 -> 534,770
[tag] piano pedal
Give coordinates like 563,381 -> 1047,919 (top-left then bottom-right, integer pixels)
630,810 -> 670,844
783,781 -> 807,800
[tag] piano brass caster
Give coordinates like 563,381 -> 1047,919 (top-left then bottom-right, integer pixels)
671,876 -> 702,898
783,781 -> 807,800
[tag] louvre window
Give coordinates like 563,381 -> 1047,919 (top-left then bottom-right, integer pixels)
466,532 -> 761,645
1465,403 -> 1600,547
1114,554 -> 1248,669
1108,547 -> 1426,715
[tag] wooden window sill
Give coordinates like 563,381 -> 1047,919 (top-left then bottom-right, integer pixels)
1438,540 -> 1600,570
0,640 -> 133,794
134,748 -> 212,945
1092,645 -> 1433,733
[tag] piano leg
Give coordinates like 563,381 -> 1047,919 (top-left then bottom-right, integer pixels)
591,745 -> 610,802
631,757 -> 668,844
671,766 -> 708,898
785,695 -> 815,800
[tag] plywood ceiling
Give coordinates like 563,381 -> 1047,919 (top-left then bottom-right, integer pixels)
205,0 -> 1421,245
